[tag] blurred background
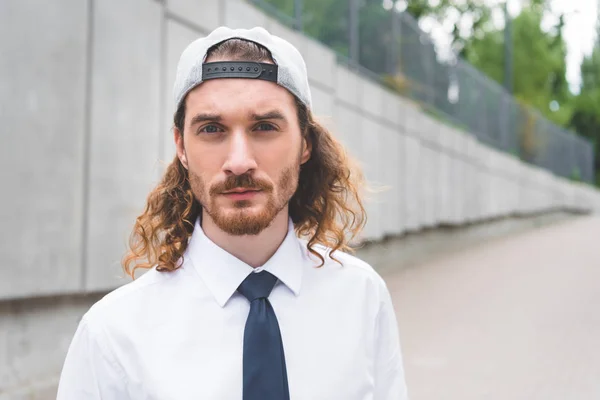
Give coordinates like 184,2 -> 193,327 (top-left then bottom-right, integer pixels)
254,0 -> 600,183
1,0 -> 600,399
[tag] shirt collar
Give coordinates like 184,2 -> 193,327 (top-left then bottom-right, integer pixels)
186,217 -> 304,307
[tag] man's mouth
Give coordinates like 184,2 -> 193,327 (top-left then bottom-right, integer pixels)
222,188 -> 261,194
221,188 -> 262,200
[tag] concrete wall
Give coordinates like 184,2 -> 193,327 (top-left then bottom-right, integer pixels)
1,0 -> 600,397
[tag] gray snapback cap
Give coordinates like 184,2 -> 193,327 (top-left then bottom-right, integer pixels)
172,26 -> 312,113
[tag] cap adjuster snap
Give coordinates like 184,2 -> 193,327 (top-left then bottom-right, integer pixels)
202,61 -> 278,83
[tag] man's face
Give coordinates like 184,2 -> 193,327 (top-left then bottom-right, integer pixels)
175,71 -> 311,236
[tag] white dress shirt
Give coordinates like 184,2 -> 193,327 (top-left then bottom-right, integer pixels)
57,218 -> 409,400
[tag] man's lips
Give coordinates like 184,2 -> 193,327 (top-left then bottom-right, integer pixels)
221,188 -> 263,200
221,188 -> 261,194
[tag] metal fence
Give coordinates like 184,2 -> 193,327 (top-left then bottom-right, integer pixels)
250,0 -> 595,183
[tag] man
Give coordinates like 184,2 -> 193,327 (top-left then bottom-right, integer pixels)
57,26 -> 408,399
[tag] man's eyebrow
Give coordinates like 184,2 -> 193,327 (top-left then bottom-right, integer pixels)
190,113 -> 221,126
251,110 -> 287,121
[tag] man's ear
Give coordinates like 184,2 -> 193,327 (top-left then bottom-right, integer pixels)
300,134 -> 312,165
174,127 -> 188,169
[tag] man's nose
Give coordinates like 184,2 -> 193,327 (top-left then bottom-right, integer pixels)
222,131 -> 257,176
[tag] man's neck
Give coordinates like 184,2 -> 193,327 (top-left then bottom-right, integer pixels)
200,208 -> 290,268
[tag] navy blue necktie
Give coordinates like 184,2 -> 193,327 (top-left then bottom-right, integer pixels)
238,271 -> 290,400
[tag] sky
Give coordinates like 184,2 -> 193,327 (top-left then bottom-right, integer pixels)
391,0 -> 598,93
547,0 -> 598,92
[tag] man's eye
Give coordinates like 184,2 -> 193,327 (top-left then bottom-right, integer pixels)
198,125 -> 223,134
255,123 -> 276,131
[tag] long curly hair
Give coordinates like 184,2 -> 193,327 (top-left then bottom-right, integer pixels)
122,39 -> 367,278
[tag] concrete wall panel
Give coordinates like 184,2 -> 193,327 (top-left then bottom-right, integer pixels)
380,127 -> 399,235
311,85 -> 335,126
0,0 -> 88,299
458,158 -> 470,224
224,0 -> 269,30
381,90 -> 403,127
400,100 -> 422,137
333,104 -> 359,155
481,150 -> 494,218
360,117 -> 383,241
391,130 -> 405,234
360,79 -> 384,119
469,140 -> 485,221
168,0 -> 220,32
431,147 -> 444,225
438,151 -> 452,224
0,295 -> 104,398
422,115 -> 440,148
394,131 -> 407,234
474,167 -> 486,221
411,112 -> 429,145
304,38 -> 336,90
461,161 -> 474,223
335,65 -> 360,107
497,154 -> 510,215
420,145 -> 436,227
429,146 -> 440,226
404,135 -> 422,231
447,155 -> 458,224
85,0 -> 162,291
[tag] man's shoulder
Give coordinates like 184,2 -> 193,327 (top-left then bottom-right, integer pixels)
301,242 -> 393,311
83,266 -> 185,325
306,242 -> 387,287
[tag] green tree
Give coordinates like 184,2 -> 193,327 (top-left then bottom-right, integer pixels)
406,0 -> 496,58
570,27 -> 600,185
464,6 -> 572,126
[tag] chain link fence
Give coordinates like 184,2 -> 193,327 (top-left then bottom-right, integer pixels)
249,0 -> 595,183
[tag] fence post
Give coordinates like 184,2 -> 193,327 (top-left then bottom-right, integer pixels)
503,2 -> 513,94
293,0 -> 303,31
388,10 -> 400,74
349,0 -> 360,64
420,35 -> 434,107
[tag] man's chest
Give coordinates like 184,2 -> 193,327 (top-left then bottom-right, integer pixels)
117,295 -> 378,400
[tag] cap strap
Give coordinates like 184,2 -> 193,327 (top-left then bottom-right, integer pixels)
202,61 -> 278,82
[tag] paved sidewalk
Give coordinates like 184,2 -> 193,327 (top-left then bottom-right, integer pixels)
385,216 -> 600,400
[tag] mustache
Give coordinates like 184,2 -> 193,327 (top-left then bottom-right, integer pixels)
209,174 -> 273,196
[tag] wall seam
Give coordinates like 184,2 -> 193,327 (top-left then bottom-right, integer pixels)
158,2 -> 167,167
80,0 -> 95,292
308,77 -> 335,93
165,10 -> 208,35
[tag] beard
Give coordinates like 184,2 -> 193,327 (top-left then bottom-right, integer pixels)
188,163 -> 299,236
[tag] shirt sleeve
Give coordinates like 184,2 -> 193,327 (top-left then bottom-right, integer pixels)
57,316 -> 129,400
374,279 -> 410,400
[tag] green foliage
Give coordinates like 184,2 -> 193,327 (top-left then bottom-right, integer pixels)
569,43 -> 600,183
570,166 -> 582,182
405,0 -> 496,56
571,43 -> 600,141
570,89 -> 600,142
465,6 -> 572,127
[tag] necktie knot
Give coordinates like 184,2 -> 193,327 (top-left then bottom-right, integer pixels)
238,271 -> 278,302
